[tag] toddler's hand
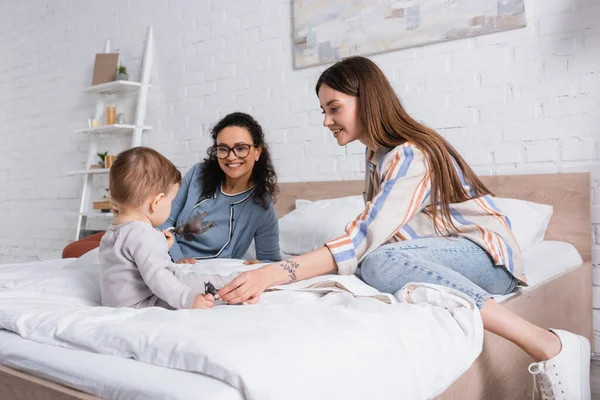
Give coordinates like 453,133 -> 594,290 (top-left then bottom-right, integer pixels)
243,259 -> 262,265
176,257 -> 196,264
163,229 -> 175,248
192,293 -> 215,309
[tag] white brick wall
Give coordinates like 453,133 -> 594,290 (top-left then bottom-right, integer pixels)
1,0 -> 599,347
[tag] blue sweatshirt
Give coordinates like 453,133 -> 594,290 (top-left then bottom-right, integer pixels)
158,163 -> 281,262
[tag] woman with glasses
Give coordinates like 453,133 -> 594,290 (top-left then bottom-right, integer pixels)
158,112 -> 282,264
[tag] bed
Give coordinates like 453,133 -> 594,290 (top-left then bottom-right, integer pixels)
0,173 -> 592,400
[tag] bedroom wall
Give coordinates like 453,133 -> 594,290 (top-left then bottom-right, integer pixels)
0,0 -> 599,351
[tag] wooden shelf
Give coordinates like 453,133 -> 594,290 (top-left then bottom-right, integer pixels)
68,168 -> 110,176
74,124 -> 152,135
83,80 -> 146,94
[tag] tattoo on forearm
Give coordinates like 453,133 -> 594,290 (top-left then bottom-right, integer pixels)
280,260 -> 300,283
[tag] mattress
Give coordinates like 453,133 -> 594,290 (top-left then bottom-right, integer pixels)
495,240 -> 583,303
0,240 -> 584,400
0,330 -> 242,400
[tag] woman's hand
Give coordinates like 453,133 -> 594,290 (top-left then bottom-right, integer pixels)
218,268 -> 272,305
176,257 -> 196,264
163,229 -> 175,248
219,248 -> 337,305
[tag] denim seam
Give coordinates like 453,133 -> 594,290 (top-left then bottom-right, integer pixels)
503,276 -> 518,295
398,260 -> 490,308
406,261 -> 484,299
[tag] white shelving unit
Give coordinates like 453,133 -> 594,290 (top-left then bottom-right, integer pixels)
79,211 -> 116,220
73,26 -> 154,240
68,168 -> 110,176
73,124 -> 152,135
82,80 -> 146,94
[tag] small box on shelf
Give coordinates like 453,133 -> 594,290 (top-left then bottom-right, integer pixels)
92,201 -> 112,211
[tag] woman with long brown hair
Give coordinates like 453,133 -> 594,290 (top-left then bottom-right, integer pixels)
219,57 -> 590,399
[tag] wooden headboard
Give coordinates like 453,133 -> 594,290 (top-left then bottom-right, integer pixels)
276,173 -> 591,262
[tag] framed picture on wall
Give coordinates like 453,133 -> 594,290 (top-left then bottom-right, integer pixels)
293,0 -> 526,68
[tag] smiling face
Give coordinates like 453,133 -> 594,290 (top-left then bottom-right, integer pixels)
318,83 -> 367,147
215,126 -> 262,183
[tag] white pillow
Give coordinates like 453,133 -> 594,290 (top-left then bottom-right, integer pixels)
278,195 -> 552,255
491,197 -> 553,250
279,195 -> 364,255
1,249 -> 101,304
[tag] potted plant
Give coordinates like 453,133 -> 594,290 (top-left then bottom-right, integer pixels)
96,151 -> 108,168
116,65 -> 129,81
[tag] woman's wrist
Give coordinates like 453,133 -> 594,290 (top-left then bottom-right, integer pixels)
260,262 -> 287,287
259,247 -> 337,288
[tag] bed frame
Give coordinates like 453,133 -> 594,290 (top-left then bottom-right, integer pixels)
0,173 -> 592,400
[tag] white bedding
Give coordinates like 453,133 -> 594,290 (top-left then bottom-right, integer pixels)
0,241 -> 583,400
0,250 -> 483,400
494,240 -> 584,302
0,330 -> 243,400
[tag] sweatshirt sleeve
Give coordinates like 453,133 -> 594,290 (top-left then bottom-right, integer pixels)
128,228 -> 198,309
325,145 -> 431,275
254,203 -> 282,262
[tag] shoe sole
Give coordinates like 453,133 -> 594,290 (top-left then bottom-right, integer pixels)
579,335 -> 591,400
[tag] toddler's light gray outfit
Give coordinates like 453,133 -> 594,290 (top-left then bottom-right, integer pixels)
99,221 -> 200,309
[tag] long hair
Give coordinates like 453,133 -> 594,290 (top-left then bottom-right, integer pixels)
200,112 -> 278,209
315,56 -> 492,233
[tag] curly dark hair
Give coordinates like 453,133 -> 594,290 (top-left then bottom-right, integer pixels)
199,112 -> 278,208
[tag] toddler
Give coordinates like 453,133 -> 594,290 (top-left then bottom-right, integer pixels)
99,146 -> 214,309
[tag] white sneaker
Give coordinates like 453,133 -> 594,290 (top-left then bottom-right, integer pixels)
528,329 -> 591,400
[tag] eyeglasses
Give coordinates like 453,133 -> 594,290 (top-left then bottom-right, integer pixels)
213,143 -> 256,159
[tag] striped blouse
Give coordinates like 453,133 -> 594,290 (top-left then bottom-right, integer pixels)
325,142 -> 526,285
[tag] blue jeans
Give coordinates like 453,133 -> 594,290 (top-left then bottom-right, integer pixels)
358,237 -> 517,308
